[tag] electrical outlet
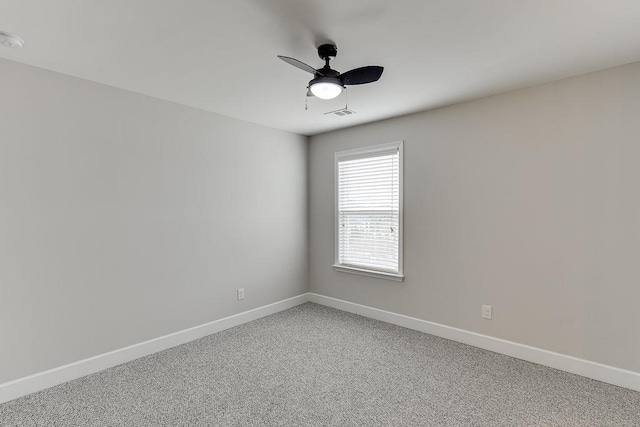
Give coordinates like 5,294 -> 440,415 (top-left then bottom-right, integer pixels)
482,305 -> 492,320
237,288 -> 245,301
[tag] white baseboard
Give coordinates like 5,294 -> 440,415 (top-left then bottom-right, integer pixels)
0,293 -> 310,404
4,292 -> 637,405
308,293 -> 640,392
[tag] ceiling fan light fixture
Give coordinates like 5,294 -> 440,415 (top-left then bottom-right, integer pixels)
279,44 -> 383,102
309,77 -> 343,100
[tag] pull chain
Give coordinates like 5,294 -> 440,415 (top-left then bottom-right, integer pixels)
345,87 -> 348,110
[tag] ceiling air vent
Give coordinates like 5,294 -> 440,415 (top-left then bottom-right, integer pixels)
0,31 -> 24,48
324,108 -> 356,117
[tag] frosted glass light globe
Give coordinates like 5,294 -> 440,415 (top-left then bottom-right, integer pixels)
309,79 -> 343,100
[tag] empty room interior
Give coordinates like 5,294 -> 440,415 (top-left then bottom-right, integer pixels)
1,0 -> 640,425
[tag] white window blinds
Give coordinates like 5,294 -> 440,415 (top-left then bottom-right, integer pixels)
335,142 -> 403,278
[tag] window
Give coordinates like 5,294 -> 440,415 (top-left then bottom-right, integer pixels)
334,141 -> 404,281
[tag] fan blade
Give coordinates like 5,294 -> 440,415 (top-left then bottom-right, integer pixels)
340,66 -> 383,85
278,55 -> 323,76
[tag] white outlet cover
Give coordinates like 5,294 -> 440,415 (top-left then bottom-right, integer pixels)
237,288 -> 245,300
482,305 -> 492,320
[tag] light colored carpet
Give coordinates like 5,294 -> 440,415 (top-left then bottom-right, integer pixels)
1,302 -> 639,426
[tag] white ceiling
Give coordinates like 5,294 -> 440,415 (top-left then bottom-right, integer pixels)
1,0 -> 640,136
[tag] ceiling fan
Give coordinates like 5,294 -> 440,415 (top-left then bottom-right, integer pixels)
277,44 -> 383,100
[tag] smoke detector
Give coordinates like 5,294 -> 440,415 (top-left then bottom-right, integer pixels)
0,32 -> 24,48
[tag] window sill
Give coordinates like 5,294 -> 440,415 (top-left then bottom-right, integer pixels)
332,265 -> 405,282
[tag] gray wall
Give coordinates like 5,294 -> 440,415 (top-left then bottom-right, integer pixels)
0,59 -> 308,384
310,62 -> 640,373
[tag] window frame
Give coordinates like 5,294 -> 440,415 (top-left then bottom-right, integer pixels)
333,141 -> 404,282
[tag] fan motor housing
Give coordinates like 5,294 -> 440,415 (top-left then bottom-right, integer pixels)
316,67 -> 340,78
